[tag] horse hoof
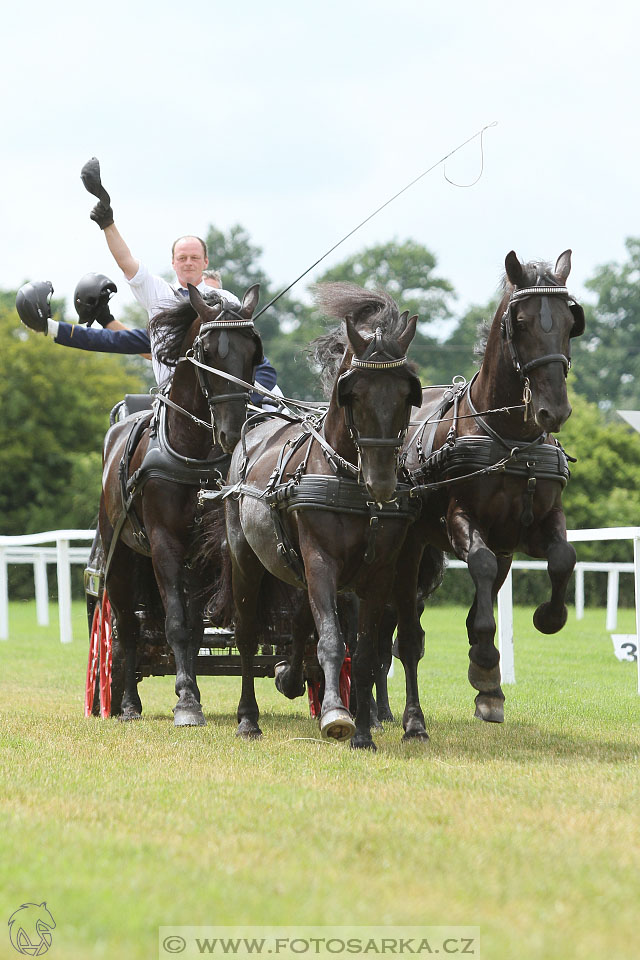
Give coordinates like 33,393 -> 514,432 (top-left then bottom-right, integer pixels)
402,727 -> 429,743
474,693 -> 505,723
377,708 -> 395,723
371,717 -> 384,732
274,661 -> 288,695
350,734 -> 377,751
119,706 -> 142,722
320,706 -> 356,742
274,661 -> 305,700
533,602 -> 568,635
173,704 -> 206,727
236,718 -> 262,740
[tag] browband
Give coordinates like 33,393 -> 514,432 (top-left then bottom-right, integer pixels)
350,356 -> 407,370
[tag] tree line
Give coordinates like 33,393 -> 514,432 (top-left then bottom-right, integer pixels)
2,231 -> 640,604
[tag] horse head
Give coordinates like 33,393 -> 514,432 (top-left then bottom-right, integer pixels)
498,249 -> 585,433
188,283 -> 262,453
336,308 -> 422,503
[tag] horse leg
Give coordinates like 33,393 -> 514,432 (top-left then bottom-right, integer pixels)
231,545 -> 265,739
185,567 -> 206,705
303,551 -> 355,742
104,544 -> 143,720
394,539 -> 430,742
531,510 -> 576,634
274,594 -> 313,700
351,581 -> 391,751
449,511 -> 506,723
150,543 -> 206,727
374,604 -> 397,723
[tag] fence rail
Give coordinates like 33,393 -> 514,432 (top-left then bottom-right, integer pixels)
1,527 -> 640,692
0,530 -> 95,644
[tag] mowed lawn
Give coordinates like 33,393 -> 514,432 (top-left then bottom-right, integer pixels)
1,599 -> 639,960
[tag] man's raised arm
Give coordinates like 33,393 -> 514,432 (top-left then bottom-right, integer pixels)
81,157 -> 139,281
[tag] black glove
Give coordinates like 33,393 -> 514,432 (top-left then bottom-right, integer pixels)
81,157 -> 114,230
78,299 -> 114,327
89,200 -> 114,230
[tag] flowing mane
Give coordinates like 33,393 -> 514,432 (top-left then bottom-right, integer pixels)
308,282 -> 414,398
149,291 -> 225,369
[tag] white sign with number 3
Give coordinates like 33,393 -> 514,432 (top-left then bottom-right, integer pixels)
611,634 -> 638,662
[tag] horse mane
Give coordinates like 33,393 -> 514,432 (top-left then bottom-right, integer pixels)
148,290 -> 225,369
308,282 -> 409,398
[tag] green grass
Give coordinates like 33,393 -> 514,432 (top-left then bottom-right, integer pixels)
1,600 -> 639,960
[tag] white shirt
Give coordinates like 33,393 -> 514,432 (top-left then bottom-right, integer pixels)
127,261 -> 241,386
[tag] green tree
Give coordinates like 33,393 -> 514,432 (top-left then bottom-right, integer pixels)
0,297 -> 145,534
436,298 -> 501,385
572,237 -> 640,412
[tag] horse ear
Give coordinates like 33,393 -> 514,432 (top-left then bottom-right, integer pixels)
187,283 -> 221,320
345,315 -> 368,355
399,310 -> 409,325
398,314 -> 418,354
554,249 -> 572,284
505,251 -> 526,288
241,283 -> 260,319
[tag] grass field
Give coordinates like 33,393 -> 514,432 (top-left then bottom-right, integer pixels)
1,600 -> 639,960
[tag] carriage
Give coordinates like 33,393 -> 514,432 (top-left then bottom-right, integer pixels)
83,527 -> 348,719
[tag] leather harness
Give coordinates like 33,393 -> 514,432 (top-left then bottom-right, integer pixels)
102,399 -> 228,580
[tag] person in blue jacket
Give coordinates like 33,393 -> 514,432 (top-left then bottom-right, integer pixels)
15,273 -> 279,407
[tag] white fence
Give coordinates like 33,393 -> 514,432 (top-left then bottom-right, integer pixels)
0,530 -> 95,645
1,526 -> 640,692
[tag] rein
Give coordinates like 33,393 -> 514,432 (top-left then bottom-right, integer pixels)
183,353 -> 328,414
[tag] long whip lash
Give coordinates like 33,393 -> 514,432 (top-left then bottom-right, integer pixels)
254,121 -> 497,320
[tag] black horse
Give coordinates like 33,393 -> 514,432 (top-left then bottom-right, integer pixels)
100,284 -> 262,725
388,250 -> 585,737
218,283 -> 423,749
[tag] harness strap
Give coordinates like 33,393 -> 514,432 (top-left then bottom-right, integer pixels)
118,413 -> 153,554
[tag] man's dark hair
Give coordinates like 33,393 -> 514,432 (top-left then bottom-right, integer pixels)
171,235 -> 208,258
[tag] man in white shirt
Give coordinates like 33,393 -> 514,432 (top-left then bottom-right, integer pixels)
80,157 -> 277,395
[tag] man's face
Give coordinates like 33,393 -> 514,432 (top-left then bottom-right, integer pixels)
172,237 -> 208,287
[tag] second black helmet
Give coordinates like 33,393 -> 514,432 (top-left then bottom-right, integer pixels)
74,272 -> 117,323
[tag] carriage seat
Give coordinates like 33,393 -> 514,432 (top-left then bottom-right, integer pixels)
110,394 -> 155,425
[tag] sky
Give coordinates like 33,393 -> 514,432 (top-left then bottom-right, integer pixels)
2,0 -> 639,332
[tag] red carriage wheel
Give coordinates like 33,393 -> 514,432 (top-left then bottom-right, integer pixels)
339,655 -> 351,709
307,679 -> 322,718
84,602 -> 101,717
99,592 -> 113,718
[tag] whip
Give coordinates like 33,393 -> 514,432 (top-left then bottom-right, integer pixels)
253,121 -> 498,320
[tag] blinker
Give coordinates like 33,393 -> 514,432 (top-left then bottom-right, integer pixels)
218,330 -> 229,359
539,296 -> 553,333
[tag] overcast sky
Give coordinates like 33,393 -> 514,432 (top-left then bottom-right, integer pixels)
2,0 -> 638,331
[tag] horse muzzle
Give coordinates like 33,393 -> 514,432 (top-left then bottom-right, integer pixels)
533,398 -> 572,433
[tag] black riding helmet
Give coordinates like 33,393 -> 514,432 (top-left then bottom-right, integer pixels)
16,280 -> 54,334
74,272 -> 117,323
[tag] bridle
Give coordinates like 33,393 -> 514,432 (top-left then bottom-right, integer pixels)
501,284 -> 581,378
500,284 -> 584,420
336,328 -> 421,472
188,304 -> 259,420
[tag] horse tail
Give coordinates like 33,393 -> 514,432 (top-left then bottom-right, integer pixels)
418,545 -> 446,600
197,506 -> 235,627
